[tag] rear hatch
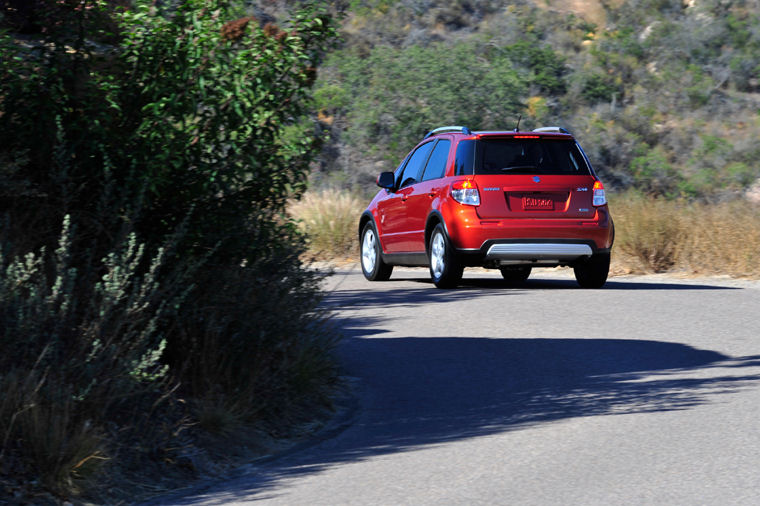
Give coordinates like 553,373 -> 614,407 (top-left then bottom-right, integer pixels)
469,135 -> 597,220
475,174 -> 598,219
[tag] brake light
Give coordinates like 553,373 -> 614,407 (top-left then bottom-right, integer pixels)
592,180 -> 607,206
514,135 -> 540,139
451,179 -> 480,206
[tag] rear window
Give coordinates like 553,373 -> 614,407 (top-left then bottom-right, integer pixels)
455,140 -> 476,176
474,138 -> 590,176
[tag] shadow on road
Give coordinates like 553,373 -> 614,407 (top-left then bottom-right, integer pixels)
165,316 -> 760,504
322,277 -> 738,312
430,276 -> 739,291
328,267 -> 743,293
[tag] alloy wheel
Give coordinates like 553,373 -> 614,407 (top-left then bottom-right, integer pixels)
430,231 -> 446,280
362,228 -> 377,274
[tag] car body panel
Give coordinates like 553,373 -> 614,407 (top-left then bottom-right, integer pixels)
474,174 -> 598,220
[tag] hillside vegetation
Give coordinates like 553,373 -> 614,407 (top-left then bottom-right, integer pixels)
312,0 -> 760,202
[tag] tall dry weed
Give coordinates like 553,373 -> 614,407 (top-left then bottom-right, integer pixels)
610,194 -> 687,272
677,200 -> 760,276
289,190 -> 366,258
611,192 -> 760,277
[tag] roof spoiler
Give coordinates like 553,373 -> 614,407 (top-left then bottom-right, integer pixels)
424,126 -> 473,139
533,126 -> 572,134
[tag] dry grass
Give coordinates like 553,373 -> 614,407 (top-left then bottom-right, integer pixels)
0,371 -> 106,497
291,189 -> 760,279
610,192 -> 760,277
289,189 -> 366,258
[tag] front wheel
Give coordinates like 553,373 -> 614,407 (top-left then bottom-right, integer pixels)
574,253 -> 610,288
429,224 -> 463,289
361,222 -> 393,281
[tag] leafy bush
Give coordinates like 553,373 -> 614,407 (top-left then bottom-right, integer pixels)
0,216 -> 180,495
1,0 -> 340,499
630,146 -> 682,197
577,72 -> 620,104
313,40 -> 532,184
175,249 -> 339,428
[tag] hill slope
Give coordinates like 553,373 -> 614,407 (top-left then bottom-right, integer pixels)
310,0 -> 760,200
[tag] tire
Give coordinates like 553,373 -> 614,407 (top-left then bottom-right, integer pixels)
360,222 -> 393,281
574,252 -> 610,288
428,224 -> 463,288
500,266 -> 531,284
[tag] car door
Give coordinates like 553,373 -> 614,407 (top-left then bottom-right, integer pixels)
403,138 -> 453,252
377,141 -> 434,253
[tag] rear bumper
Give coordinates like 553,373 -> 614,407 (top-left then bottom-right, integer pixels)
455,238 -> 609,267
445,205 -> 614,253
444,203 -> 614,267
486,242 -> 593,261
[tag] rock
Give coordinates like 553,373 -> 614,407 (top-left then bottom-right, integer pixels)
746,179 -> 760,204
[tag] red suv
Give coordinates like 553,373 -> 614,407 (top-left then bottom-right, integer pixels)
358,126 -> 614,288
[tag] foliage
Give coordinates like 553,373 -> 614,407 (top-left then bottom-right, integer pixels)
630,146 -> 681,196
1,0 -> 339,500
312,0 -> 760,199
0,216 -> 179,495
314,37 -> 573,184
117,1 -> 336,254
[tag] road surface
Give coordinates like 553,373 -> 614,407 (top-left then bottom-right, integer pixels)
161,266 -> 760,505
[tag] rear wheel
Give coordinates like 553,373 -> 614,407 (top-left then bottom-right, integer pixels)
361,222 -> 393,281
499,266 -> 531,284
429,224 -> 463,288
574,253 -> 610,288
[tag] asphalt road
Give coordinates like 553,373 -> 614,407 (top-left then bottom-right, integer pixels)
165,266 -> 760,505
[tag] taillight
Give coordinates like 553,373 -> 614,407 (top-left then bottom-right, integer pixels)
451,179 -> 480,206
592,180 -> 607,206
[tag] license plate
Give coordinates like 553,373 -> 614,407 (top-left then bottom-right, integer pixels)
523,196 -> 554,210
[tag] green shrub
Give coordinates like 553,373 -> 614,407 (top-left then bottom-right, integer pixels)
172,232 -> 340,426
630,146 -> 682,197
1,0 -> 340,499
580,72 -> 621,104
0,216 -> 182,496
319,41 -> 525,165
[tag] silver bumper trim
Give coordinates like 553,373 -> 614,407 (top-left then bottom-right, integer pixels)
485,243 -> 593,261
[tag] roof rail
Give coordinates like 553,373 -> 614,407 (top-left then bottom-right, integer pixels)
533,126 -> 571,134
424,126 -> 473,139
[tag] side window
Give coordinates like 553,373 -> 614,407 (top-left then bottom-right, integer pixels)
455,140 -> 476,175
398,141 -> 434,188
422,139 -> 451,181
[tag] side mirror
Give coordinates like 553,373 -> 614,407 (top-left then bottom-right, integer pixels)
376,171 -> 395,190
